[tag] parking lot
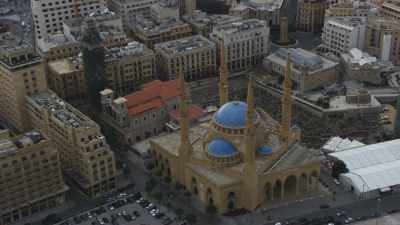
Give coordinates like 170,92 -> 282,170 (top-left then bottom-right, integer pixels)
55,192 -> 181,225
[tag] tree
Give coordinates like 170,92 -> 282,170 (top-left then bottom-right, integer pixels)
175,182 -> 184,191
331,160 -> 349,178
164,176 -> 172,184
145,179 -> 156,193
153,191 -> 163,203
154,169 -> 162,177
175,208 -> 184,219
145,161 -> 155,171
185,214 -> 197,224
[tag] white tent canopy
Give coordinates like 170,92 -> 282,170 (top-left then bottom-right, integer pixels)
329,139 -> 400,193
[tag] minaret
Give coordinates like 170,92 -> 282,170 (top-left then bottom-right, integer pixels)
219,42 -> 229,106
243,77 -> 258,210
280,54 -> 293,152
178,71 -> 192,185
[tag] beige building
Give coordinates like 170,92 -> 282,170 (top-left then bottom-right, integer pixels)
380,0 -> 400,20
0,130 -> 68,225
31,0 -> 106,41
100,79 -> 205,144
26,91 -> 118,197
229,0 -> 284,26
47,57 -> 87,104
264,48 -> 338,92
0,32 -> 48,132
210,19 -> 270,73
128,17 -> 192,48
105,41 -> 156,96
108,0 -> 159,24
296,0 -> 327,32
149,56 -> 320,214
325,1 -> 378,17
365,17 -> 400,66
36,33 -> 80,62
155,35 -> 217,81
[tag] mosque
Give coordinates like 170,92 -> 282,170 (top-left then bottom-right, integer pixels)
148,47 -> 320,213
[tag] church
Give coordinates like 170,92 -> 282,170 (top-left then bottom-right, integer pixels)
148,47 -> 320,213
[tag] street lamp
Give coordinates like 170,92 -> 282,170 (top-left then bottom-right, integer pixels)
376,198 -> 382,225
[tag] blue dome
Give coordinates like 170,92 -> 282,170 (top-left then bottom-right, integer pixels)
257,145 -> 273,155
214,101 -> 248,128
207,138 -> 238,157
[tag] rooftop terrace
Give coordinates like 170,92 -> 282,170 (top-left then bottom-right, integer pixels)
155,35 -> 214,55
213,19 -> 266,34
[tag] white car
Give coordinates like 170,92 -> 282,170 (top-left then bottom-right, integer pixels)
344,217 -> 354,224
146,203 -> 154,209
275,222 -> 282,225
334,179 -> 340,185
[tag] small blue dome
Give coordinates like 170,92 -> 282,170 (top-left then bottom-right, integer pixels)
257,145 -> 273,155
207,138 -> 238,157
214,101 -> 247,128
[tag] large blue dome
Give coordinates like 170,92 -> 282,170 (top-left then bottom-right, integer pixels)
214,101 -> 247,128
207,138 -> 238,157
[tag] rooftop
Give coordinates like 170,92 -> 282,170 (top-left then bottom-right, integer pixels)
235,0 -> 284,11
183,12 -> 241,27
105,41 -> 152,61
213,19 -> 267,34
30,91 -> 97,129
132,16 -> 189,36
155,35 -> 215,55
48,57 -> 82,74
0,131 -> 45,157
325,17 -> 366,30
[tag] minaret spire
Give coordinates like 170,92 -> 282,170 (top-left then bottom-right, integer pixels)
245,77 -> 255,163
178,70 -> 192,184
280,54 -> 293,151
219,42 -> 229,106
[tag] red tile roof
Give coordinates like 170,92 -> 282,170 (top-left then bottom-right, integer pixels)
124,80 -> 180,116
169,105 -> 206,122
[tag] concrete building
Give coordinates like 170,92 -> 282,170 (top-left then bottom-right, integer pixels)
104,41 -> 156,96
229,0 -> 284,26
150,0 -> 180,23
155,35 -> 217,81
128,16 -> 192,48
264,48 -> 338,92
210,19 -> 270,73
108,0 -> 159,24
149,57 -> 320,214
37,10 -> 127,62
100,79 -> 206,144
0,131 -> 68,225
0,32 -> 48,132
25,91 -> 118,197
325,1 -> 378,17
47,57 -> 87,104
380,0 -> 400,20
296,0 -> 327,32
182,12 -> 242,37
177,0 -> 196,16
365,17 -> 400,66
31,0 -> 106,41
322,17 -> 367,56
340,48 -> 392,85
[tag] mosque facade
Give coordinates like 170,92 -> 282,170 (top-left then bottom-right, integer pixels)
149,46 -> 320,213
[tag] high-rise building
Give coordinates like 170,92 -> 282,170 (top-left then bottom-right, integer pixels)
0,32 -> 48,132
155,35 -> 217,81
26,90 -> 118,197
0,130 -> 68,225
210,19 -> 270,72
365,17 -> 400,66
322,17 -> 367,56
31,0 -> 106,41
296,0 -> 327,32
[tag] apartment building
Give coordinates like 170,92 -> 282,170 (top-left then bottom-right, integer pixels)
100,80 -> 205,144
31,0 -> 106,41
104,41 -> 156,96
47,57 -> 86,103
325,1 -> 378,17
108,0 -> 159,24
155,35 -> 217,81
229,0 -> 284,26
380,0 -> 400,20
0,130 -> 67,225
26,91 -> 118,197
128,17 -> 192,48
210,19 -> 270,72
150,0 -> 180,23
296,0 -> 327,32
365,16 -> 400,65
264,48 -> 338,92
0,32 -> 48,132
322,17 -> 367,56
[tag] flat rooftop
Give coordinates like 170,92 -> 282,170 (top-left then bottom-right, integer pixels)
30,91 -> 98,129
133,16 -> 189,36
183,12 -> 241,27
213,19 -> 266,34
105,41 -> 153,60
48,57 -> 82,74
238,0 -> 284,11
0,131 -> 45,157
155,35 -> 215,55
325,17 -> 366,30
